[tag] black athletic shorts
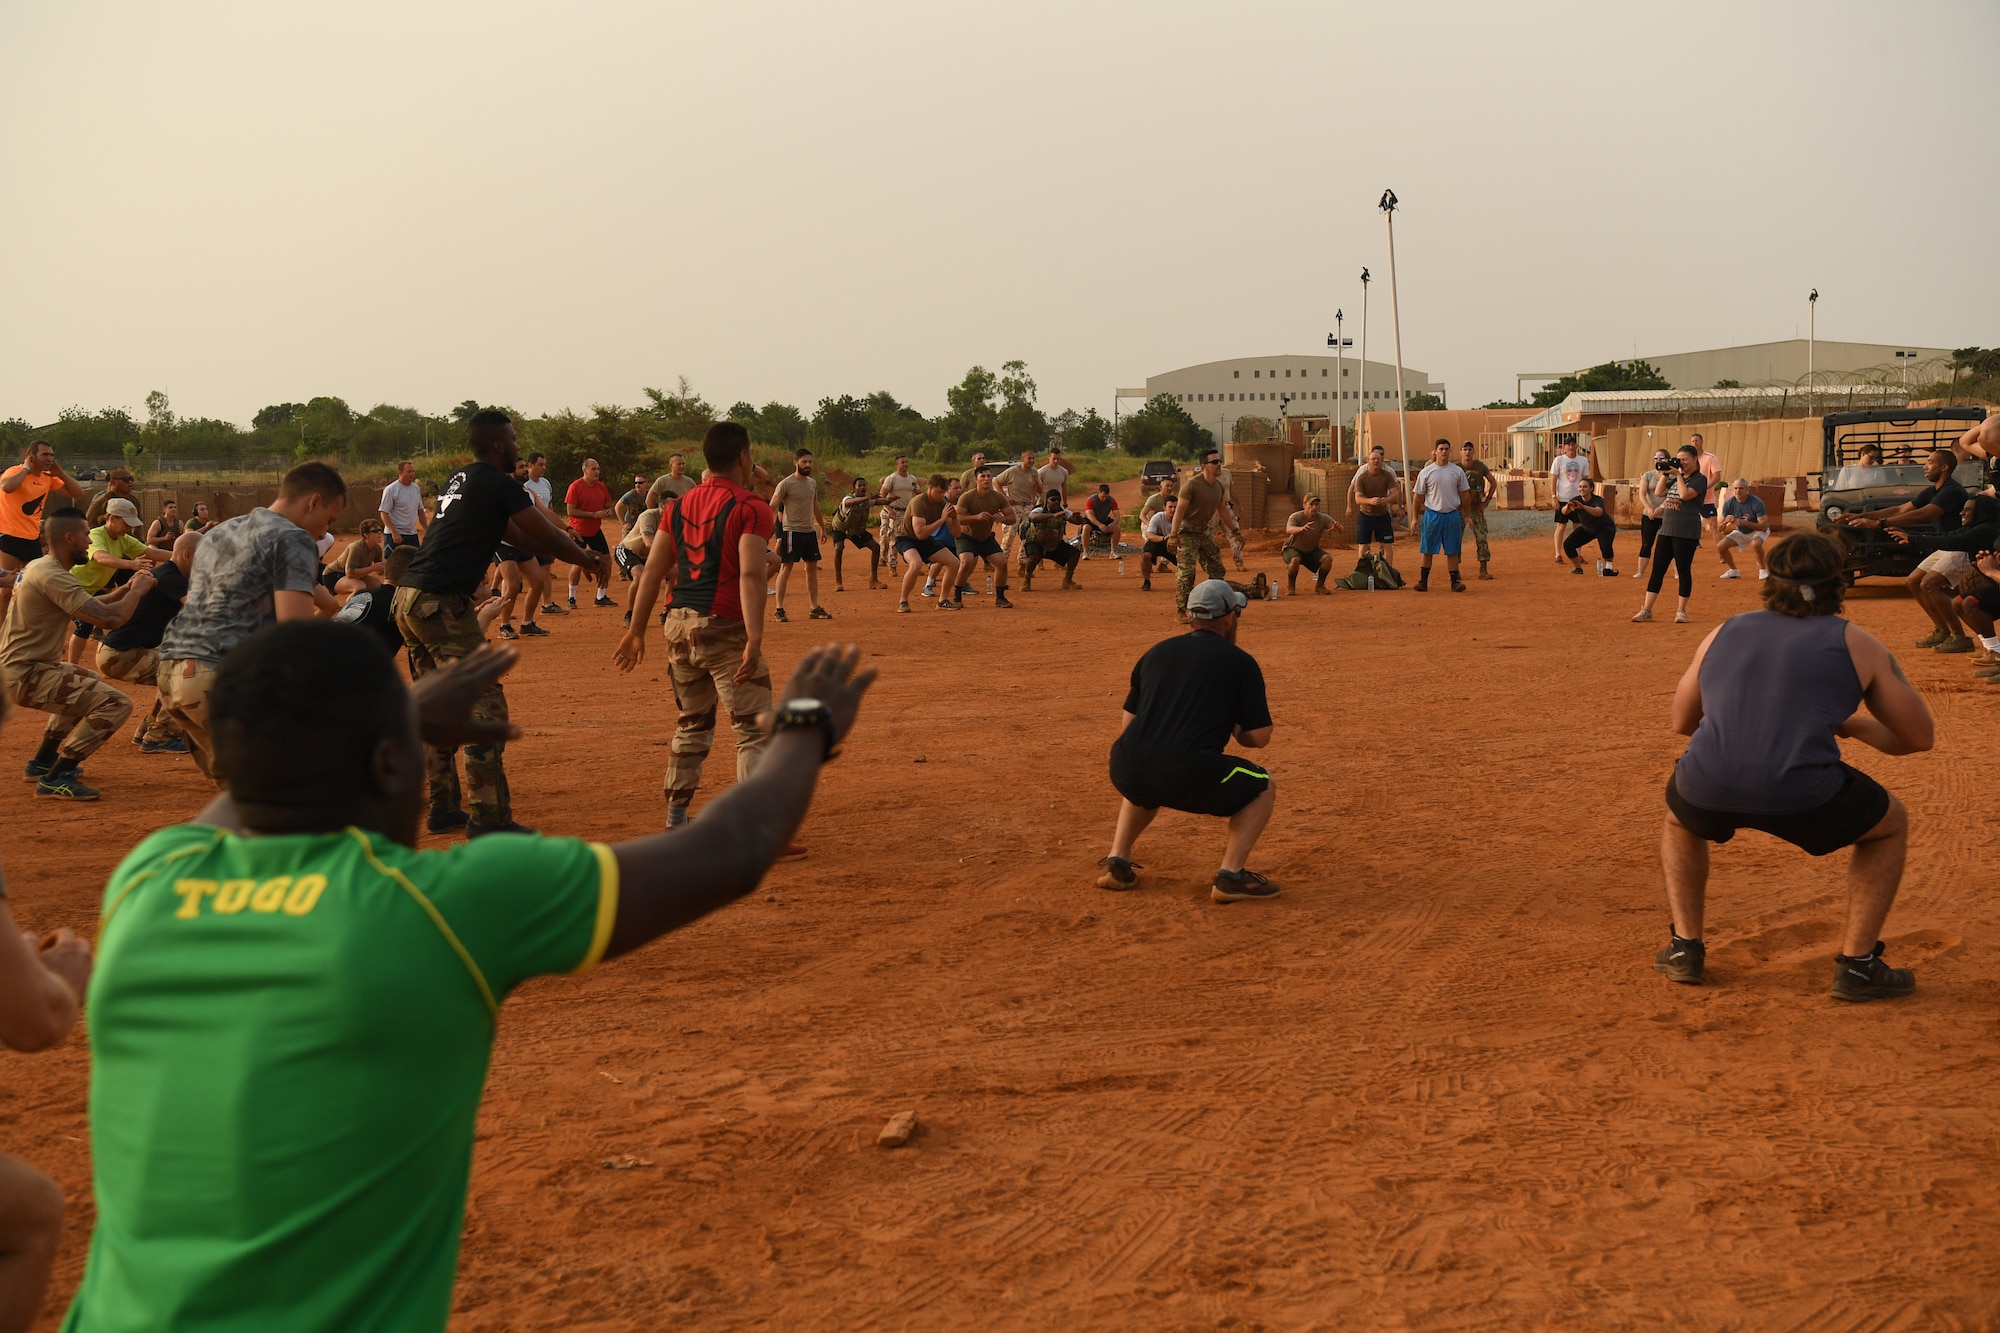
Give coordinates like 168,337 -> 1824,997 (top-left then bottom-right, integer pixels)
1142,539 -> 1176,563
494,543 -> 528,565
1356,512 -> 1395,545
0,533 -> 42,564
320,567 -> 342,593
780,530 -> 821,564
1022,540 -> 1078,569
1110,743 -> 1270,818
1283,546 -> 1326,573
895,535 -> 949,562
572,530 -> 610,555
1964,583 -> 2000,617
1666,763 -> 1891,858
832,530 -> 876,549
613,545 -> 644,577
956,534 -> 1002,560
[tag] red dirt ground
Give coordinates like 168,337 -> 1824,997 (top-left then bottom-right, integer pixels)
6,533 -> 1998,1330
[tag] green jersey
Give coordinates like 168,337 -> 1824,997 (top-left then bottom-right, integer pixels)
64,823 -> 617,1333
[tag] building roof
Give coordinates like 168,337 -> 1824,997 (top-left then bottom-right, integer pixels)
1507,385 -> 1911,432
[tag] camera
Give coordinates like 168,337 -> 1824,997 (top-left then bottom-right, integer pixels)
1654,457 -> 1680,474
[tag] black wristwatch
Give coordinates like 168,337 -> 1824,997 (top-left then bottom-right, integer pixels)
773,698 -> 839,761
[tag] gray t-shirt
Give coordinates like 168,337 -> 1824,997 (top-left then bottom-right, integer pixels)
159,507 -> 321,666
378,479 -> 425,534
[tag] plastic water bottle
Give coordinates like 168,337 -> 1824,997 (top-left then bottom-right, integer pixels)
1367,572 -> 1377,591
985,574 -> 993,594
1117,555 -> 1126,576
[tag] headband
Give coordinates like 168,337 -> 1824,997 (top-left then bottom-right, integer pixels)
1762,572 -> 1838,603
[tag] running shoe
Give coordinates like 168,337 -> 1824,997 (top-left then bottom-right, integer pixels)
1674,609 -> 1689,623
466,818 -> 537,839
137,736 -> 188,754
37,768 -> 100,801
1631,608 -> 1653,622
1935,633 -> 1974,654
1601,566 -> 1619,577
1210,869 -> 1279,902
1140,579 -> 1151,591
898,600 -> 912,613
773,607 -> 789,622
426,809 -> 470,833
1653,935 -> 1705,985
594,594 -> 615,608
1914,628 -> 1948,648
809,606 -> 833,620
23,757 -> 53,782
540,602 -> 567,616
1720,568 -> 1741,579
921,583 -> 936,598
498,624 -> 519,640
567,596 -> 578,609
994,593 -> 1014,609
1757,570 -> 1769,580
938,599 -> 961,610
1096,856 -> 1140,891
1831,941 -> 1915,1002
521,622 -> 549,637
1572,566 -> 1585,575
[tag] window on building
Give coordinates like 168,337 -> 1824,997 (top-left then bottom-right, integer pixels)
1342,368 -> 1350,377
1321,369 -> 1328,376
1233,371 -> 1239,378
1284,370 -> 1291,377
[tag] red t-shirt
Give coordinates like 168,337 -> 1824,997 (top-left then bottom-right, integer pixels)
564,479 -> 614,538
664,478 -> 775,622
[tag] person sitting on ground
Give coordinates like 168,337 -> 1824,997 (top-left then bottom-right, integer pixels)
1715,478 -> 1770,580
0,690 -> 95,1333
57,619 -> 873,1332
1652,531 -> 1933,1001
1079,484 -> 1120,561
1559,477 -> 1618,577
1138,497 -> 1177,593
337,519 -> 388,596
1281,494 -> 1342,595
96,529 -> 199,755
1020,489 -> 1083,593
1,509 -> 154,800
1097,579 -> 1278,903
1836,447 -> 1971,652
144,499 -> 184,552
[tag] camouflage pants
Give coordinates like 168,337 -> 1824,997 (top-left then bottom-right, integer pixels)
394,586 -> 510,826
663,608 -> 771,812
1468,508 -> 1491,563
6,662 -> 132,761
96,644 -> 175,743
156,658 -> 220,778
1175,528 -> 1227,612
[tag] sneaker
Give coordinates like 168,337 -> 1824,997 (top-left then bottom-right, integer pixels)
1210,869 -> 1279,903
809,606 -> 833,620
23,757 -> 54,782
1934,633 -> 1974,654
773,607 -> 789,623
1653,935 -> 1705,985
521,622 -> 549,637
594,594 -> 615,608
1140,578 -> 1151,591
498,624 -> 520,640
1571,566 -> 1585,575
466,818 -> 536,839
994,592 -> 1014,609
37,768 -> 100,800
1674,609 -> 1689,623
1631,608 -> 1653,623
1757,569 -> 1769,580
426,809 -> 471,833
1831,941 -> 1916,1002
1720,568 -> 1741,579
920,583 -> 936,598
937,599 -> 960,610
1601,566 -> 1618,577
540,602 -> 567,616
1097,856 -> 1140,890
566,596 -> 578,610
1914,628 -> 1948,648
898,600 -> 912,613
137,736 -> 188,754
622,611 -> 632,626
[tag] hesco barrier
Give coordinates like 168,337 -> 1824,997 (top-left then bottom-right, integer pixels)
1224,441 -> 1294,496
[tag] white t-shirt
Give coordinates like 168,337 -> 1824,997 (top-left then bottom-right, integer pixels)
1036,462 -> 1070,496
1145,511 -> 1173,540
378,479 -> 425,534
523,476 -> 554,510
1550,453 -> 1589,501
1413,462 -> 1470,514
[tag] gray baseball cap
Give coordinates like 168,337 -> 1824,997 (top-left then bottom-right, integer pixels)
1186,579 -> 1247,622
105,497 -> 140,523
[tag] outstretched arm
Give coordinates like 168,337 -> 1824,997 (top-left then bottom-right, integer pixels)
0,893 -> 91,1053
603,645 -> 875,957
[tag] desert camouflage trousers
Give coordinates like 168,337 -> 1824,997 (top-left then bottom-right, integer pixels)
663,608 -> 771,812
96,644 -> 176,743
156,658 -> 220,778
1467,507 -> 1491,563
6,661 -> 132,761
1175,528 -> 1227,613
394,586 -> 511,826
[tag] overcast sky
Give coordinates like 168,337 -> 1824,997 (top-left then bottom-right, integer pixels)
3,0 -> 1994,428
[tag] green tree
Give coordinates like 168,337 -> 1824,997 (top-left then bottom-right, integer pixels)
0,419 -> 31,458
1051,407 -> 1111,453
809,395 -> 874,455
757,402 -> 809,451
253,402 -> 303,430
862,392 -> 929,459
1119,395 -> 1212,460
1405,392 -> 1446,412
449,400 -> 483,424
1529,359 -> 1670,408
136,389 -> 178,474
41,407 -> 140,465
1712,379 -> 1742,389
639,376 -> 715,442
1480,398 -> 1528,410
940,365 -> 999,449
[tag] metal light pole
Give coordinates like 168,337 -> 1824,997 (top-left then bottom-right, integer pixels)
1356,270 -> 1370,463
1380,189 -> 1411,510
1327,310 -> 1351,460
1807,288 -> 1818,418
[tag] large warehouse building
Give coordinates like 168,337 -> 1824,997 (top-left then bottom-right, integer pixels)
1527,339 -> 1956,394
1134,355 -> 1445,440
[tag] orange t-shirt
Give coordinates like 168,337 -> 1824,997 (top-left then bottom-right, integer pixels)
0,466 -> 62,541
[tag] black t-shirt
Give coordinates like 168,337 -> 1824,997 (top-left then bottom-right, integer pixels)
102,561 -> 189,652
1565,494 -> 1613,534
1915,479 -> 1968,531
403,460 -> 533,596
333,584 -> 406,656
1119,631 -> 1271,756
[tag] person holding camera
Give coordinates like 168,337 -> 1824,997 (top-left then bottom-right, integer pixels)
1633,445 -> 1706,624
1558,477 -> 1618,576
1652,531 -> 1932,1000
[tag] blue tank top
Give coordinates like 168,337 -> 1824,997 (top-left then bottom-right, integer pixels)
1674,611 -> 1861,814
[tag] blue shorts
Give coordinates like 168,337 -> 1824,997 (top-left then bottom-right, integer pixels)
1419,509 -> 1463,556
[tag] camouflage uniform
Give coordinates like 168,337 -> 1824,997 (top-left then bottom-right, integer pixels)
393,586 -> 511,826
663,608 -> 771,813
156,658 -> 220,778
1467,507 -> 1491,564
6,662 -> 132,761
1174,526 -> 1227,613
95,644 -> 177,743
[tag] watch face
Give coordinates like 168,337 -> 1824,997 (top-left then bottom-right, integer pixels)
785,697 -> 823,713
